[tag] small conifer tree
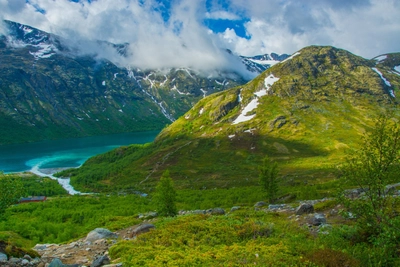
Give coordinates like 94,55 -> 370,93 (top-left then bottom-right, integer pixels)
259,156 -> 279,203
154,170 -> 177,217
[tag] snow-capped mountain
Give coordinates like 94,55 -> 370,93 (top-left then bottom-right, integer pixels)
0,20 -> 289,144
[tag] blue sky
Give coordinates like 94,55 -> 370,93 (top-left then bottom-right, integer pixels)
1,0 -> 399,70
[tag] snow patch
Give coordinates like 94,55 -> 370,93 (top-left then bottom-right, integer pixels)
21,26 -> 33,35
244,129 -> 256,134
160,75 -> 168,87
264,74 -> 280,91
113,73 -> 118,80
102,81 -> 106,86
228,134 -> 235,139
372,67 -> 392,87
200,88 -> 207,98
394,65 -> 400,73
280,52 -> 301,64
232,74 -> 279,125
215,79 -> 226,86
29,43 -> 57,59
172,85 -> 191,95
199,108 -> 204,115
247,58 -> 280,66
238,89 -> 243,103
118,109 -> 123,113
374,55 -> 387,62
232,98 -> 258,125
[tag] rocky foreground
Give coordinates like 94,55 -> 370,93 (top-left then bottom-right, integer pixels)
0,196 -> 355,267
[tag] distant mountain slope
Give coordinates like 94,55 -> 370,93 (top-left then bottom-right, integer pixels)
0,20 -> 288,144
63,45 -> 400,193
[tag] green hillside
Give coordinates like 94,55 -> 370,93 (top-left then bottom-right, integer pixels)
60,46 -> 400,193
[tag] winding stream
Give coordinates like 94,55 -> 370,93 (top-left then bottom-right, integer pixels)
0,131 -> 159,194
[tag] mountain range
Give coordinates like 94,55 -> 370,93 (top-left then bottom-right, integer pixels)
59,45 -> 400,193
0,20 -> 288,145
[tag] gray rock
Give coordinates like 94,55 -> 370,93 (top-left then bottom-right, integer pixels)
268,204 -> 286,210
295,203 -> 314,215
344,188 -> 368,199
385,183 -> 400,195
254,201 -> 267,207
33,244 -> 49,251
310,213 -> 327,226
9,257 -> 21,264
192,210 -> 205,214
210,208 -> 225,215
0,252 -> 8,261
91,255 -> 110,267
85,228 -> 118,242
102,264 -> 123,267
23,254 -> 32,261
21,258 -> 30,265
317,223 -> 332,234
132,224 -> 155,237
48,258 -> 65,267
138,211 -> 158,219
230,206 -> 240,212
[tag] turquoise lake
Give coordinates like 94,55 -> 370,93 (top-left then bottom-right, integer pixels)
0,131 -> 159,173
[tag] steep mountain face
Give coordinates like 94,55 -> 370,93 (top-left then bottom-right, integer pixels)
64,46 -> 400,192
0,20 -> 287,144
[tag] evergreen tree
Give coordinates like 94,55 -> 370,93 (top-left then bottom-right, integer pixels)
154,170 -> 177,217
259,156 -> 279,203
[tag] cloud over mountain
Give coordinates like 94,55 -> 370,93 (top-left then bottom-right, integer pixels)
0,0 -> 398,71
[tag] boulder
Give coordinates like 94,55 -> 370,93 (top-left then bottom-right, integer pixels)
85,228 -> 118,243
192,210 -> 206,214
295,203 -> 314,215
268,204 -> 286,210
131,224 -> 155,237
230,206 -> 241,212
23,254 -> 32,261
48,258 -> 65,267
0,253 -> 7,261
309,213 -> 327,226
210,208 -> 225,215
91,255 -> 110,267
138,211 -> 158,220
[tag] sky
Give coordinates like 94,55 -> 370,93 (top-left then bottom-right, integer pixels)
0,0 -> 399,72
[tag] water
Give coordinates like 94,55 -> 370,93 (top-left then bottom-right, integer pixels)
0,131 -> 159,173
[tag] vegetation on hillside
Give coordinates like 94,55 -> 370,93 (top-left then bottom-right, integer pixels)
339,113 -> 400,265
60,46 -> 400,194
1,45 -> 400,266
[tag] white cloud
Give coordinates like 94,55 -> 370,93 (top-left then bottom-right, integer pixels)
0,0 -> 253,76
218,0 -> 400,58
205,11 -> 241,20
0,0 -> 399,71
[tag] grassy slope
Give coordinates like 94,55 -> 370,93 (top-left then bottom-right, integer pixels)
61,46 -> 400,193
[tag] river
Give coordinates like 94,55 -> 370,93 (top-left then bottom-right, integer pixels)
0,131 -> 159,194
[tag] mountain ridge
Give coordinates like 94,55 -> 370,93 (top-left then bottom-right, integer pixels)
60,45 -> 400,193
0,20 -> 289,145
